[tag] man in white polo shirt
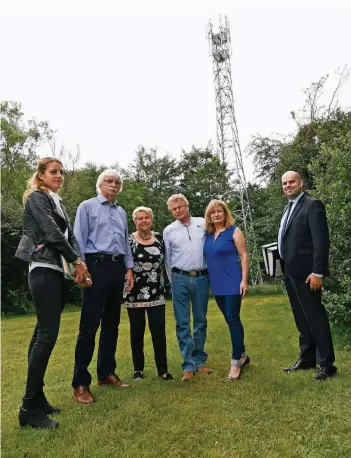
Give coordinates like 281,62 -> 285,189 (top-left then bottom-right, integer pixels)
164,194 -> 212,382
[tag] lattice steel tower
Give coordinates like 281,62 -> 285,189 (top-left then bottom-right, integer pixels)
207,15 -> 262,284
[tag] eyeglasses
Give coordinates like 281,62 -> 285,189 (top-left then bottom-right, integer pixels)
103,179 -> 121,185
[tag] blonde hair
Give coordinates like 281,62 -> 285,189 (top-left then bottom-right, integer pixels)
23,157 -> 63,204
132,206 -> 154,222
167,193 -> 189,210
204,199 -> 234,234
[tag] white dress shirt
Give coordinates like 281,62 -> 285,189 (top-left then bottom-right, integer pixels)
278,192 -> 304,258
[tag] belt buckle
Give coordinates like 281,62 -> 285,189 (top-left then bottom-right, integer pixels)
189,270 -> 197,277
112,254 -> 120,262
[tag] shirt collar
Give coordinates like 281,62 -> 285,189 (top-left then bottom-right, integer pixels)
48,190 -> 62,201
289,191 -> 304,204
97,193 -> 118,206
177,216 -> 192,227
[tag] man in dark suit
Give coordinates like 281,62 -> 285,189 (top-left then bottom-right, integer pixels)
278,171 -> 336,381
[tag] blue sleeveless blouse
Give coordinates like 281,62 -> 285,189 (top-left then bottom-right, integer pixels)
204,225 -> 242,295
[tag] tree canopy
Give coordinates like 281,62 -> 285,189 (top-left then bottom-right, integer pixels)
1,70 -> 350,327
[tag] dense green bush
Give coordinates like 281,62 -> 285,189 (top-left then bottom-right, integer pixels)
309,131 -> 351,326
2,83 -> 351,331
323,290 -> 351,326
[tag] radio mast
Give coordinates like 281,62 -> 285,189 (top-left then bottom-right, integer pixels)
207,15 -> 262,284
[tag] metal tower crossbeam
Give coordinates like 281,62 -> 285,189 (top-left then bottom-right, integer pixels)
207,15 -> 263,285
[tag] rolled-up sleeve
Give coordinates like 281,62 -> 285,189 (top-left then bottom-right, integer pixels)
163,228 -> 172,282
123,212 -> 134,269
74,202 -> 89,261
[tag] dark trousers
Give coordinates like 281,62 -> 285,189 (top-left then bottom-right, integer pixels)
127,305 -> 168,376
215,295 -> 245,361
72,257 -> 126,388
24,268 -> 65,407
284,274 -> 335,366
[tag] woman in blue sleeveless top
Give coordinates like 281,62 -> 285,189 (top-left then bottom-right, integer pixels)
204,199 -> 250,380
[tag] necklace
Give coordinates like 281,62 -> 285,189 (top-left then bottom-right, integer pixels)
137,231 -> 153,240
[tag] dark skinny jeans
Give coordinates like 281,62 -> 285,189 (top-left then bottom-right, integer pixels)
24,267 -> 65,408
214,295 -> 245,361
127,305 -> 168,376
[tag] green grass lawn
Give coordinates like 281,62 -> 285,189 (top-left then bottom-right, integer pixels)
2,295 -> 351,458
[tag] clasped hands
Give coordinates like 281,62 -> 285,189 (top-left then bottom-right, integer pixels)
72,265 -> 134,290
72,262 -> 92,288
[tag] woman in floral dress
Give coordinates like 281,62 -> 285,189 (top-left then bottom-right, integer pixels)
125,207 -> 173,381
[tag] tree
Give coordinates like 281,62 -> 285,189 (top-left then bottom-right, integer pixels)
1,101 -> 53,313
178,144 -> 232,217
248,73 -> 351,325
121,147 -> 179,231
309,134 -> 351,325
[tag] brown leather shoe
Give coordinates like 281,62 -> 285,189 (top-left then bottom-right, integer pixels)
196,366 -> 213,374
182,371 -> 195,382
98,374 -> 131,388
73,386 -> 94,404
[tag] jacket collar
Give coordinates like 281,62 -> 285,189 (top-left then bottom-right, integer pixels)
46,191 -> 67,223
284,192 -> 305,235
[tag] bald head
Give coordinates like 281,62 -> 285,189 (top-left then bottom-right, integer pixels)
281,171 -> 304,199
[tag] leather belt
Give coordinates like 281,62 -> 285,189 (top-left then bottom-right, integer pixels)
172,267 -> 208,277
86,253 -> 124,262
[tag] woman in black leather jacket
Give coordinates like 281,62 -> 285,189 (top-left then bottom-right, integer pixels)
15,157 -> 90,429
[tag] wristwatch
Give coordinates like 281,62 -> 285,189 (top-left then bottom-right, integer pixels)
73,257 -> 82,266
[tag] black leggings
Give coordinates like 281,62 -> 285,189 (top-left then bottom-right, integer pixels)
24,268 -> 65,406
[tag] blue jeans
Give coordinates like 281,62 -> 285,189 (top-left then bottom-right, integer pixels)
171,272 -> 209,372
215,295 -> 245,362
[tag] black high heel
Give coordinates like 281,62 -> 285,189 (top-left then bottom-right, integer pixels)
37,394 -> 61,415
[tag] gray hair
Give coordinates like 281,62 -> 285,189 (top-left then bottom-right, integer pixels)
96,169 -> 123,194
167,193 -> 189,209
132,206 -> 154,222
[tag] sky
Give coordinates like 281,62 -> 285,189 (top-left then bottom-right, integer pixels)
2,0 -> 350,182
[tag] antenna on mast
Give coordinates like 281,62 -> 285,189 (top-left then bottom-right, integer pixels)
207,15 -> 263,285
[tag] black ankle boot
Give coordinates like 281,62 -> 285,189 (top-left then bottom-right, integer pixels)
18,406 -> 59,429
37,393 -> 61,415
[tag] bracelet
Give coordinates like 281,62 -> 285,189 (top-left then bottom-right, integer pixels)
73,257 -> 82,266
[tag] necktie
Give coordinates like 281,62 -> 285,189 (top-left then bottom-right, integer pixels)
280,201 -> 293,257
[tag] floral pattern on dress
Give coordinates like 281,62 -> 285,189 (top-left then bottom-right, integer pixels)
124,232 -> 166,308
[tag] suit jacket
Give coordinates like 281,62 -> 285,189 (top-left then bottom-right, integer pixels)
279,194 -> 329,279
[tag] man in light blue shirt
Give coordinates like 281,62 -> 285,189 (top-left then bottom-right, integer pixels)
72,169 -> 134,404
164,194 -> 212,382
